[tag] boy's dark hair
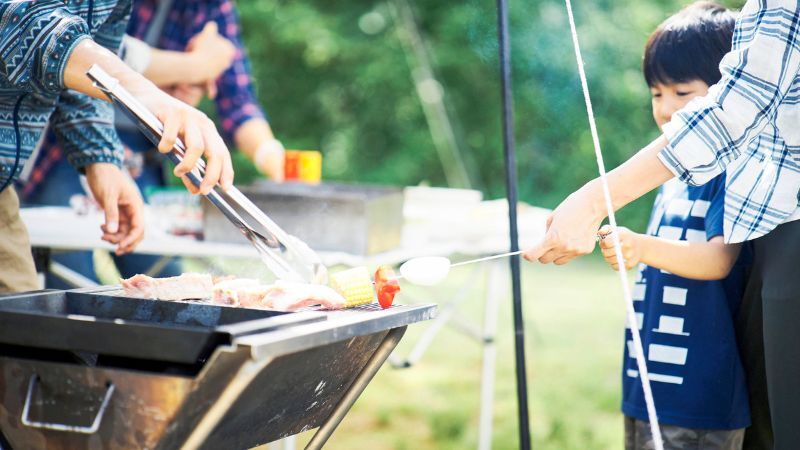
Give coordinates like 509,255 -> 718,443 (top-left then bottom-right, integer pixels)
643,1 -> 737,87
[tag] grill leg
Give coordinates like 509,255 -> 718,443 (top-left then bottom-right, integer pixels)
305,326 -> 407,450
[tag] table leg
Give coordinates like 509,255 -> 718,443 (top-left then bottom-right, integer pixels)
144,255 -> 174,277
388,265 -> 482,368
49,262 -> 99,288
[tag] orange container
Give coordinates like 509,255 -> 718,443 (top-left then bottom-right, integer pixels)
284,150 -> 301,181
284,150 -> 322,183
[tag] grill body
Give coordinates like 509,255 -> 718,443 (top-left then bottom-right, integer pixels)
0,288 -> 435,449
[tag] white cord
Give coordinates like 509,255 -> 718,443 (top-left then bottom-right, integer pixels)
562,1 -> 664,448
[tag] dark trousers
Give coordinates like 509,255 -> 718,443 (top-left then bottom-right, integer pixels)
738,219 -> 800,450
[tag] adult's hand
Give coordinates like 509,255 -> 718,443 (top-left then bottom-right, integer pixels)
133,83 -> 234,194
168,84 -> 205,107
234,119 -> 286,182
523,181 -> 606,265
64,39 -> 236,195
522,137 -> 676,265
84,164 -> 145,255
253,139 -> 285,182
114,83 -> 234,194
186,22 -> 236,99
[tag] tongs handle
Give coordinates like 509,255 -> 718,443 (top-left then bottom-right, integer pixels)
86,65 -> 327,284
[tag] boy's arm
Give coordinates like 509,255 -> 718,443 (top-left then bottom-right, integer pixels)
599,227 -> 742,280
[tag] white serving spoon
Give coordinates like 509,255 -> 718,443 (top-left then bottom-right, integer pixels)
399,251 -> 522,286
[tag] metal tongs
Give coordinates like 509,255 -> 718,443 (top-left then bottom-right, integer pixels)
87,65 -> 328,284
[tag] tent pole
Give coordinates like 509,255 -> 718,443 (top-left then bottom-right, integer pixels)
495,0 -> 531,448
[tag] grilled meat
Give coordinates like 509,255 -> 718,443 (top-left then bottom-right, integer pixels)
121,273 -> 214,300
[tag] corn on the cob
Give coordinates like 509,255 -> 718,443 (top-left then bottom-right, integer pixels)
329,266 -> 375,308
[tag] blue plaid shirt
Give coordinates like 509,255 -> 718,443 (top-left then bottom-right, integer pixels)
0,0 -> 128,192
658,0 -> 800,243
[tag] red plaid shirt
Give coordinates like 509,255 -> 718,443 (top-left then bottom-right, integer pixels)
127,0 -> 266,137
21,0 -> 266,199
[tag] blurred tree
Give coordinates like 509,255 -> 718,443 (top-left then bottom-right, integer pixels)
232,0 -> 745,230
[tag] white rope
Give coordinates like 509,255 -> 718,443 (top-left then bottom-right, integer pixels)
562,1 -> 664,448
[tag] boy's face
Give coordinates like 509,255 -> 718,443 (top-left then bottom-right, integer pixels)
650,80 -> 710,131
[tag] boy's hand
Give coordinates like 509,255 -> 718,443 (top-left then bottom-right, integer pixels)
598,225 -> 641,271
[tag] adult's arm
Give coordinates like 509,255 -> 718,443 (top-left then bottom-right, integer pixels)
63,39 -> 233,194
203,0 -> 284,180
524,0 -> 800,265
234,118 -> 285,181
121,27 -> 235,88
24,1 -> 236,193
523,136 -> 674,264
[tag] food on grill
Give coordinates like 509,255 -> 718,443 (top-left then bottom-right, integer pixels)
399,256 -> 451,286
329,267 -> 376,308
212,278 -> 261,305
121,273 -> 214,300
374,266 -> 400,309
263,281 -> 347,311
122,273 -> 349,311
236,285 -> 279,308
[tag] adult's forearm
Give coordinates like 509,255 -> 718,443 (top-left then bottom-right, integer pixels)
637,235 -> 739,280
234,118 -> 276,158
63,39 -> 155,101
63,38 -> 236,193
582,135 -> 674,218
143,49 -> 214,87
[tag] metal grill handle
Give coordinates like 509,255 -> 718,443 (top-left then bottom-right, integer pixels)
21,375 -> 115,434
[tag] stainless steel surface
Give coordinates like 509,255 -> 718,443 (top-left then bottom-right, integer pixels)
306,326 -> 406,449
0,286 -> 437,449
203,181 -> 405,256
86,65 -> 327,284
21,375 -> 115,434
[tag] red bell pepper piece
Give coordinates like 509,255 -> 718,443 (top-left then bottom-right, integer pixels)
374,266 -> 400,309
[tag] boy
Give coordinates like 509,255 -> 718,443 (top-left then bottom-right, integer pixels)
598,3 -> 750,449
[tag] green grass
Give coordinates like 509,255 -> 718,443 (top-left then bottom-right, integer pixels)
289,255 -> 627,449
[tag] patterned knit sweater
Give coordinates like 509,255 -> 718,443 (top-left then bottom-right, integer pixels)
0,0 -> 131,191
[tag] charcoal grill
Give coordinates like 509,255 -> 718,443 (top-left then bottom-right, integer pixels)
0,287 -> 435,449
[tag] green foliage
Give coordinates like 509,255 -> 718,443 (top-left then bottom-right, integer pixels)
234,0 -> 745,231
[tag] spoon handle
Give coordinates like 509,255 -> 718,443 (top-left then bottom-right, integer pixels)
448,232 -> 607,269
449,250 -> 524,268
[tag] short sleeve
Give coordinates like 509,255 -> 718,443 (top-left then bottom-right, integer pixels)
704,174 -> 727,241
658,0 -> 800,186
